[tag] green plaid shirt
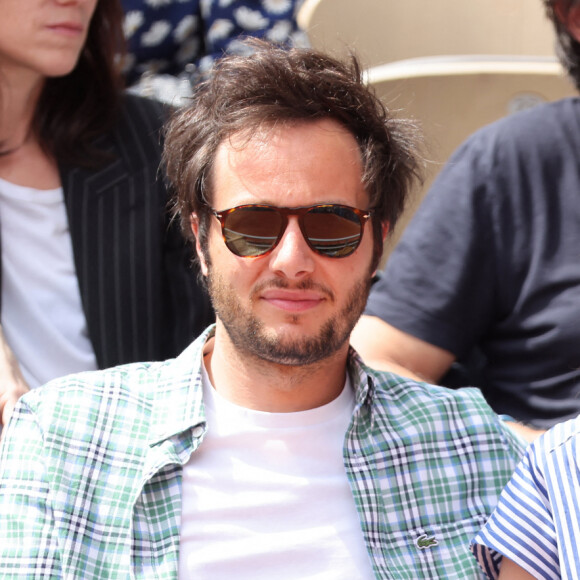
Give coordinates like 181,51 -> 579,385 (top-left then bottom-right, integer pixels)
0,326 -> 524,579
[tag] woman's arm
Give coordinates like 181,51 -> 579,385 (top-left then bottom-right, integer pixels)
498,556 -> 537,580
0,324 -> 29,428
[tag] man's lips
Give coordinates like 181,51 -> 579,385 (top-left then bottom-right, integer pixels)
260,289 -> 325,312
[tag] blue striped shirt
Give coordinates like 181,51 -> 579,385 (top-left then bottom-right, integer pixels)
472,415 -> 580,579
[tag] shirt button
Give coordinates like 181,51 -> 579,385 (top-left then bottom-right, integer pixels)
192,425 -> 204,438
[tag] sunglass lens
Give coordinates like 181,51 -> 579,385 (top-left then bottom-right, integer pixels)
303,206 -> 362,257
223,206 -> 282,257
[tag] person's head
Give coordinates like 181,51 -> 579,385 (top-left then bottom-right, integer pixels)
164,40 -> 421,367
544,0 -> 580,90
165,39 -> 421,275
0,0 -> 125,165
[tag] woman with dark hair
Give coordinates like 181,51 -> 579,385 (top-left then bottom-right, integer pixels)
0,0 -> 213,426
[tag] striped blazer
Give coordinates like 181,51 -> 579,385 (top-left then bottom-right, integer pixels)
54,94 -> 213,369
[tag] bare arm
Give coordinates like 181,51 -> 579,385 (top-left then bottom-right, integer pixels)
0,324 -> 29,427
505,422 -> 544,443
498,556 -> 537,580
350,315 -> 455,383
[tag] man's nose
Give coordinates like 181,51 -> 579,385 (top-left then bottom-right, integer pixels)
268,217 -> 316,279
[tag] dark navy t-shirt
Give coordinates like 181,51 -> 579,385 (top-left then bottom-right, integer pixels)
365,97 -> 580,429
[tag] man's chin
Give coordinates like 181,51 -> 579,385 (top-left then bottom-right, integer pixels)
260,324 -> 333,347
245,325 -> 349,367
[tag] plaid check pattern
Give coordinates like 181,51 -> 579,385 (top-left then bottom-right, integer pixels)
346,362 -> 525,579
0,326 -> 524,578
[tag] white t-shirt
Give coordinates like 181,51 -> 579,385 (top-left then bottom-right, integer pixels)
178,363 -> 375,579
0,177 -> 98,388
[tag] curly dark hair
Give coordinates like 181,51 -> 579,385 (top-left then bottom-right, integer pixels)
544,0 -> 580,90
33,0 -> 126,166
164,39 -> 422,271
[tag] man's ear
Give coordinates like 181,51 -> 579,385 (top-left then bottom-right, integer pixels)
381,221 -> 390,243
371,221 -> 390,277
190,213 -> 209,277
555,0 -> 580,42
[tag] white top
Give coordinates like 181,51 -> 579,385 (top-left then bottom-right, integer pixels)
0,177 -> 98,388
178,362 -> 375,579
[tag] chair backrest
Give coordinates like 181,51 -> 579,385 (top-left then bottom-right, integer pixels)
368,56 -> 577,263
298,0 -> 559,68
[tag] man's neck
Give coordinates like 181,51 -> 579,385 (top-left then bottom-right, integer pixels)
202,326 -> 350,413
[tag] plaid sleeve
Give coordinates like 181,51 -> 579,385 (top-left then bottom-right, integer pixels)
0,400 -> 62,578
490,412 -> 528,465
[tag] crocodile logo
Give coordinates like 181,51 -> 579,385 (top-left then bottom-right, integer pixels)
416,534 -> 439,550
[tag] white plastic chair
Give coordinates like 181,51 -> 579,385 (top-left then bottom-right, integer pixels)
298,0 -> 559,69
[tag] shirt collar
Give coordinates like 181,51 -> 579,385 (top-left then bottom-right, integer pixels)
147,330 -> 374,445
347,345 -> 375,408
147,326 -> 215,446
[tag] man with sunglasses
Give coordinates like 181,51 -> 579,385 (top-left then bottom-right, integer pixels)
0,40 -> 524,579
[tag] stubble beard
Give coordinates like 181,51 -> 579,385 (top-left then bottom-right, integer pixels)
206,267 -> 372,367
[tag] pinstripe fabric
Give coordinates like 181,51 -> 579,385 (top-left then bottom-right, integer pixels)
472,416 -> 580,580
0,327 -> 524,578
58,93 -> 213,369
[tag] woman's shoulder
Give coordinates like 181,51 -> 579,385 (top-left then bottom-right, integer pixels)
106,93 -> 175,165
118,93 -> 173,132
534,414 -> 580,458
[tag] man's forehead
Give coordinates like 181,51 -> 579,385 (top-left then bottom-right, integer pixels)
210,119 -> 367,209
214,119 -> 362,174
220,118 -> 358,152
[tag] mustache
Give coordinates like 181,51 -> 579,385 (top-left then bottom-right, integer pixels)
250,278 -> 335,301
